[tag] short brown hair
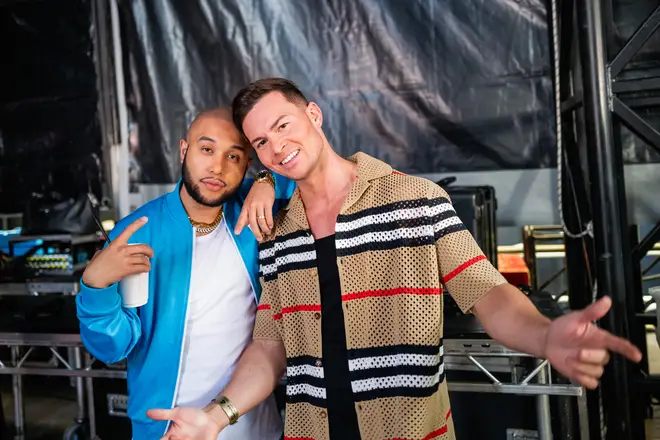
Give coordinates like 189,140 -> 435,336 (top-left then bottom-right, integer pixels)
232,78 -> 309,135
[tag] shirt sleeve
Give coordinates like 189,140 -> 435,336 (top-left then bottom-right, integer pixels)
429,185 -> 507,313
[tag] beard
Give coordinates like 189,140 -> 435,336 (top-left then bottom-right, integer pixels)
181,154 -> 243,207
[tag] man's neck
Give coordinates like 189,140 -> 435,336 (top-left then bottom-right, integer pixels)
298,146 -> 357,209
179,186 -> 222,224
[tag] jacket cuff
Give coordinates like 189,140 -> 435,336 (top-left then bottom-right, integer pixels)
77,280 -> 121,311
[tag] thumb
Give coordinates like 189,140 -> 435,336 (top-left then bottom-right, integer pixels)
578,296 -> 612,323
147,408 -> 176,421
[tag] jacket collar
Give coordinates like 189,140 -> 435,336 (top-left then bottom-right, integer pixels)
283,152 -> 392,229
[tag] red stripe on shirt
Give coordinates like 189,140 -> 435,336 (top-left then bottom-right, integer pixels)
443,255 -> 487,283
273,304 -> 321,320
343,287 -> 442,301
389,424 -> 448,440
446,408 -> 452,420
392,170 -> 406,175
257,304 -> 271,311
284,437 -> 316,440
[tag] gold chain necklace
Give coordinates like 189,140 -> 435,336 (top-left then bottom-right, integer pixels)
189,207 -> 223,234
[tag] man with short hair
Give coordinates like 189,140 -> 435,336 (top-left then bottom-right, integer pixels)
150,82 -> 642,440
77,108 -> 294,439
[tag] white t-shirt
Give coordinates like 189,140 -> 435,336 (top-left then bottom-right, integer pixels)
174,220 -> 282,440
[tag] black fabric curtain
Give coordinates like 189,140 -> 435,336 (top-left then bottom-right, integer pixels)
121,0 -> 559,183
0,0 -> 102,214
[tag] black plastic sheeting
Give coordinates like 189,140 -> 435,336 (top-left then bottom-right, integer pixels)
0,0 -> 102,214
121,0 -> 558,183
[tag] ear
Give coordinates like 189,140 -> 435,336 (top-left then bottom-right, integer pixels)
179,139 -> 188,164
306,102 -> 323,128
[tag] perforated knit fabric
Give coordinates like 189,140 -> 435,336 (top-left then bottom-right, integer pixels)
254,152 -> 507,440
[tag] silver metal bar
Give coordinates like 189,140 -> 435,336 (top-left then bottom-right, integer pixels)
15,347 -> 34,368
447,382 -> 583,396
444,339 -> 535,357
71,348 -> 86,422
110,0 -> 130,218
0,367 -> 127,379
0,333 -> 83,346
577,388 -> 591,439
467,355 -> 502,385
0,282 -> 80,296
535,361 -> 553,440
521,359 -> 549,385
11,346 -> 25,440
445,362 -> 514,374
84,351 -> 97,438
49,347 -> 73,370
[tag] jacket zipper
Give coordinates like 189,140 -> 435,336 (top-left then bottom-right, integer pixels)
165,226 -> 196,434
224,221 -> 259,304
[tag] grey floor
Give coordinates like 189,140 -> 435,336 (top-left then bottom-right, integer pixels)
2,334 -> 660,440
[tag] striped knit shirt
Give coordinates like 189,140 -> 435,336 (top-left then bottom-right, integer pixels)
254,152 -> 507,440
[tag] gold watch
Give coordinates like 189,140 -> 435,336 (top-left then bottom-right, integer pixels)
213,396 -> 240,425
255,170 -> 275,189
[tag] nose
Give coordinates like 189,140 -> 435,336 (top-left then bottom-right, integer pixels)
208,155 -> 224,175
273,136 -> 287,155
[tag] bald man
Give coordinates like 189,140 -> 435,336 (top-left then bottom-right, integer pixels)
76,108 -> 295,439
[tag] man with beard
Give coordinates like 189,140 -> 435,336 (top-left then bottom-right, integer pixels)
76,107 -> 295,439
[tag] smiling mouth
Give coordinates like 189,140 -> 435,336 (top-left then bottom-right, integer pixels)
280,150 -> 299,165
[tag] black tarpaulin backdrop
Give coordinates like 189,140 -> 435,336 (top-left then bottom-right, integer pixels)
0,0 -> 102,214
122,0 -> 557,183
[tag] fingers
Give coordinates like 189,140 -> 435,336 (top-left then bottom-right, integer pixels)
124,244 -> 154,258
127,256 -> 151,271
256,206 -> 270,236
249,205 -> 263,242
574,373 -> 600,390
265,206 -> 274,230
115,217 -> 149,244
567,355 -> 605,377
577,348 -> 610,365
234,206 -> 249,235
147,408 -> 174,421
578,296 -> 612,323
602,332 -> 643,362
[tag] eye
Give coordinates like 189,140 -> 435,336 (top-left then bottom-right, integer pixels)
228,153 -> 240,162
277,122 -> 289,133
201,146 -> 213,153
256,139 -> 267,149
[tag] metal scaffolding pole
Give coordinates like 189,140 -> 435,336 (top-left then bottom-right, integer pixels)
575,0 -> 634,439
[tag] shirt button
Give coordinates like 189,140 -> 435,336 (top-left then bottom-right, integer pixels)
314,312 -> 321,320
315,359 -> 323,368
320,410 -> 327,418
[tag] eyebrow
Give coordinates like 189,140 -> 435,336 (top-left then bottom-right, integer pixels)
250,115 -> 288,146
230,144 -> 246,151
197,136 -> 216,143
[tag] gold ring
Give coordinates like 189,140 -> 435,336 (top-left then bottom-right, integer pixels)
257,215 -> 266,219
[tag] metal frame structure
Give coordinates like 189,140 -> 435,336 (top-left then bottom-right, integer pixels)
557,0 -> 660,438
0,333 -> 126,440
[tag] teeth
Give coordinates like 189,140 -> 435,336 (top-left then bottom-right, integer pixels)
281,150 -> 299,165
